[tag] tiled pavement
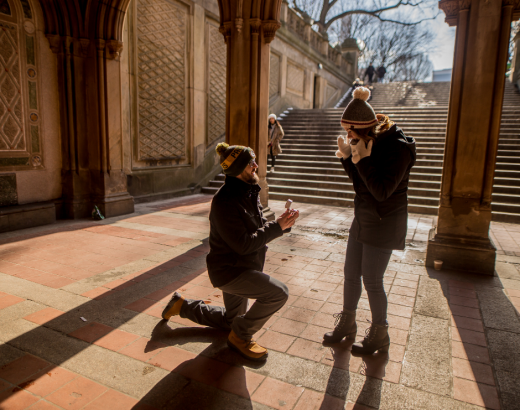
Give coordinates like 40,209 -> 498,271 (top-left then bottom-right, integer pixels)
1,195 -> 520,409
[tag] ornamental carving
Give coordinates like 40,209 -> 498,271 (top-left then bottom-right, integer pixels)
286,61 -> 304,96
137,0 -> 187,162
262,20 -> 281,43
269,53 -> 280,100
207,23 -> 227,147
0,0 -> 42,168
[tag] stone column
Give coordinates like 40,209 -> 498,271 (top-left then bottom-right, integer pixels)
280,0 -> 289,23
426,0 -> 516,274
303,16 -> 312,43
47,35 -> 134,219
510,31 -> 520,86
217,0 -> 282,214
320,33 -> 329,57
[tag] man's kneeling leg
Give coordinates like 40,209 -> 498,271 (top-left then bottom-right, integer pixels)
220,270 -> 289,361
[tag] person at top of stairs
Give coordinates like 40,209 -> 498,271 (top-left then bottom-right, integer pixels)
268,113 -> 284,173
324,86 -> 416,355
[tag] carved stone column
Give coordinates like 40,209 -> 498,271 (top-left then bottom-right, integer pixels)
426,0 -> 517,274
42,1 -> 135,219
217,0 -> 282,216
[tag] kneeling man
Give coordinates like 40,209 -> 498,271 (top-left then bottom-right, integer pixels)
162,143 -> 299,362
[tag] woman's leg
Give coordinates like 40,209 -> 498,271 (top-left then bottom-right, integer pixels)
361,244 -> 392,325
343,221 -> 364,311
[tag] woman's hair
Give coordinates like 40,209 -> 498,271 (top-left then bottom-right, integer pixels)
354,114 -> 394,142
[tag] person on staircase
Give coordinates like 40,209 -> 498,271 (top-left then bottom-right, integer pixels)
162,142 -> 299,362
268,114 -> 284,173
323,86 -> 416,355
377,65 -> 386,83
365,64 -> 375,84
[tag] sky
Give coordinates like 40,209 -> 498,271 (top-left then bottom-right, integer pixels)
428,13 -> 456,72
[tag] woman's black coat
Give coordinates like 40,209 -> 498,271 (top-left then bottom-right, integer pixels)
340,124 -> 416,250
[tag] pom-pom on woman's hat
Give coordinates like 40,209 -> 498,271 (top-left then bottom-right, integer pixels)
341,87 -> 377,131
216,142 -> 256,177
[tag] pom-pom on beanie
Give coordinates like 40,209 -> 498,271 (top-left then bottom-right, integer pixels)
341,87 -> 377,131
216,142 -> 256,177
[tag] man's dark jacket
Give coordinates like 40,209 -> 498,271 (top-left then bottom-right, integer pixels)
207,176 -> 284,287
340,125 -> 416,250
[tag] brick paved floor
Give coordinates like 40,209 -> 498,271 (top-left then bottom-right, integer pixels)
1,195 -> 520,409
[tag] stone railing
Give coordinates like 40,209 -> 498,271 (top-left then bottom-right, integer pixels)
281,4 -> 352,71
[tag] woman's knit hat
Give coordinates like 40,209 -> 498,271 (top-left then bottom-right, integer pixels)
341,87 -> 377,131
216,143 -> 256,177
268,114 -> 277,120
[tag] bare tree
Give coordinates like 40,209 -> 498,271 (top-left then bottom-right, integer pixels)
334,14 -> 434,82
292,0 -> 438,36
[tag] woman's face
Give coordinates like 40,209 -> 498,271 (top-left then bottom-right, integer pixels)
269,118 -> 275,124
347,129 -> 360,145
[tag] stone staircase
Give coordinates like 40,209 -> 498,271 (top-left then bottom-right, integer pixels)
203,81 -> 520,222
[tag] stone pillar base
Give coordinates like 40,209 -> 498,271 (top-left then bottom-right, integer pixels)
426,228 -> 496,276
263,206 -> 275,221
93,193 -> 135,218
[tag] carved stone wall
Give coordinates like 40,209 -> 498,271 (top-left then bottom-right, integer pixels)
207,22 -> 226,147
286,61 -> 304,96
325,83 -> 338,105
269,52 -> 280,100
0,0 -> 41,170
136,0 -> 187,163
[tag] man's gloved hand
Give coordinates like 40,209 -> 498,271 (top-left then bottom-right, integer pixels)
336,135 -> 352,159
352,140 -> 373,164
277,209 -> 300,231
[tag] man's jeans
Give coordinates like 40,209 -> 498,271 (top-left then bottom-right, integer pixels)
343,220 -> 393,325
179,270 -> 289,340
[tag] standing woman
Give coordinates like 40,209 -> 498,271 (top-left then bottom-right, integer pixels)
268,114 -> 284,173
323,87 -> 416,354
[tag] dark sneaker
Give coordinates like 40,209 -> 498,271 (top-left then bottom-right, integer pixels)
161,292 -> 185,320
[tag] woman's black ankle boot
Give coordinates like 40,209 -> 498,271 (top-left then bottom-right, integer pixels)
351,322 -> 390,355
323,310 -> 357,343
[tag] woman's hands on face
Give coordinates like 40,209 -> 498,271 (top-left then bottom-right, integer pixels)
352,139 -> 373,164
336,135 -> 352,159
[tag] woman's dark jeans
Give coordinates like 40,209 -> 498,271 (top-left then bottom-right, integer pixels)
343,220 -> 393,325
269,147 -> 276,168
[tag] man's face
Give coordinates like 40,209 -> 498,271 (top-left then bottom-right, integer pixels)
238,157 -> 259,185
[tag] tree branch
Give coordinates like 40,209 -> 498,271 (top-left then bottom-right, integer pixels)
323,0 -> 426,30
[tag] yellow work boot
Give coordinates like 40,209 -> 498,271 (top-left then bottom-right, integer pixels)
227,330 -> 268,362
161,292 -> 185,320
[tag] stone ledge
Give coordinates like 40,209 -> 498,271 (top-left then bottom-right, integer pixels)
0,201 -> 56,233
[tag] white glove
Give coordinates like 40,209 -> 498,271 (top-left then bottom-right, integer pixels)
336,135 -> 352,159
352,140 -> 373,164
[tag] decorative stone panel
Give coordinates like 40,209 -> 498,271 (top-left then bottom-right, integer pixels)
136,0 -> 187,162
269,52 -> 280,100
286,61 -> 304,96
325,84 -> 338,105
207,22 -> 226,147
0,0 -> 41,170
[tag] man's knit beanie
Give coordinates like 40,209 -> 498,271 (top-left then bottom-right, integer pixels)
341,87 -> 377,131
216,143 -> 256,177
